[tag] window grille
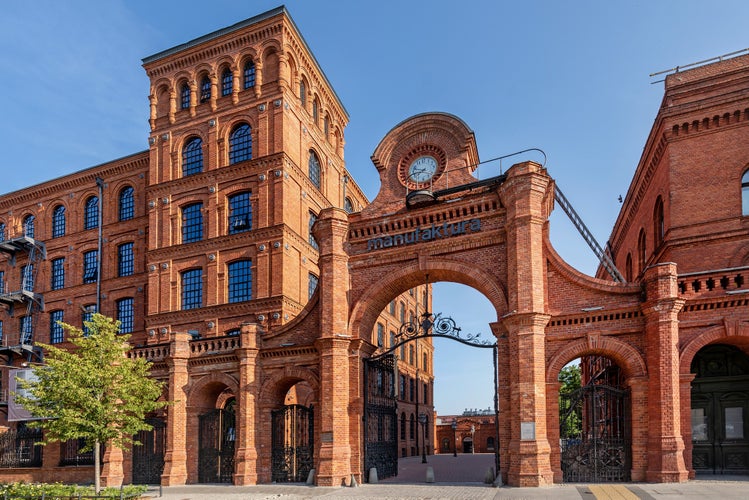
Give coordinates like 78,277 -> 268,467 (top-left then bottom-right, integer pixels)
20,316 -> 32,344
119,186 -> 134,221
199,76 -> 211,102
182,137 -> 203,176
23,215 -> 35,238
83,250 -> 98,284
308,151 -> 321,189
308,212 -> 319,250
182,203 -> 203,243
228,192 -> 252,233
229,124 -> 252,164
227,260 -> 252,303
117,298 -> 134,333
180,83 -> 190,109
118,242 -> 134,277
243,61 -> 256,89
84,197 -> 99,230
81,305 -> 96,335
308,273 -> 318,299
52,205 -> 66,238
0,222 -> 5,240
51,258 -> 65,290
50,310 -> 64,344
21,264 -> 33,292
181,269 -> 203,310
221,68 -> 233,96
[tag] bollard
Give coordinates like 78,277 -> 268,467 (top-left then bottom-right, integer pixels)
484,466 -> 495,484
350,474 -> 358,487
368,467 -> 379,484
306,468 -> 316,485
425,466 -> 434,483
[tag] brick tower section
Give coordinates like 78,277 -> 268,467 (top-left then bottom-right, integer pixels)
233,323 -> 261,485
313,207 -> 352,486
160,332 -> 191,486
498,161 -> 554,486
642,262 -> 689,482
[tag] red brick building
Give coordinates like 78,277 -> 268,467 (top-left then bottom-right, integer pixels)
436,410 -> 497,455
0,5 -> 747,489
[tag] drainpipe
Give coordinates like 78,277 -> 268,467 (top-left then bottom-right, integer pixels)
95,177 -> 104,314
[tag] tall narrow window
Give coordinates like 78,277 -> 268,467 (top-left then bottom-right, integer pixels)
0,222 -> 5,240
299,80 -> 306,107
389,300 -> 396,315
118,242 -> 134,277
228,191 -> 252,233
199,76 -> 211,103
653,196 -> 664,248
23,215 -> 35,238
119,186 -> 134,221
21,264 -> 34,292
50,310 -> 64,344
400,413 -> 406,439
51,257 -> 65,290
52,205 -> 66,238
376,323 -> 384,347
344,197 -> 354,213
181,269 -> 203,310
182,203 -> 203,243
20,315 -> 32,344
308,150 -> 321,189
83,250 -> 98,284
308,211 -> 319,250
742,170 -> 749,216
308,273 -> 319,299
180,83 -> 190,109
221,68 -> 233,96
389,331 -> 395,349
0,270 -> 5,294
0,320 -> 4,343
227,260 -> 252,303
637,228 -> 647,274
312,98 -> 319,124
399,302 -> 406,323
229,123 -> 252,164
324,115 -> 330,138
81,305 -> 96,335
182,137 -> 203,176
625,253 -> 633,282
117,298 -> 134,333
243,60 -> 256,89
84,196 -> 99,230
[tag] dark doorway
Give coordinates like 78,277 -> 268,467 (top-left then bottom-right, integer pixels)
132,417 -> 165,484
462,438 -> 474,453
691,344 -> 749,474
198,398 -> 236,483
363,355 -> 398,481
271,404 -> 314,482
559,356 -> 631,482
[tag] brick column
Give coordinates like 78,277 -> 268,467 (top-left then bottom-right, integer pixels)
490,322 -> 510,484
627,375 -> 648,481
161,332 -> 190,486
642,262 -> 688,482
312,207 -> 351,486
498,161 -> 553,486
546,381 -> 562,482
100,445 -> 124,487
680,373 -> 696,479
234,323 -> 261,485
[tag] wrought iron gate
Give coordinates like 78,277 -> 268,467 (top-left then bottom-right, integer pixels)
363,354 -> 398,481
560,383 -> 631,482
132,418 -> 165,484
198,408 -> 235,483
271,404 -> 314,482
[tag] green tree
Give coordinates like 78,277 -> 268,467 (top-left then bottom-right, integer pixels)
15,314 -> 167,493
558,363 -> 582,439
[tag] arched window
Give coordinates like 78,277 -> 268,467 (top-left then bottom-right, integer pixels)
227,260 -> 252,303
243,60 -> 256,89
653,195 -> 664,248
116,297 -> 134,333
312,98 -> 319,124
324,115 -> 330,139
52,205 -> 66,238
0,222 -> 5,240
221,68 -> 233,96
199,76 -> 211,103
308,273 -> 318,299
180,82 -> 190,109
344,197 -> 354,213
625,253 -> 633,282
182,137 -> 203,176
308,150 -> 321,189
23,214 -> 35,238
742,169 -> 749,216
299,79 -> 306,107
119,186 -> 134,221
308,211 -> 319,250
182,203 -> 203,243
229,124 -> 252,164
228,191 -> 252,233
84,196 -> 99,230
82,250 -> 97,284
637,228 -> 647,274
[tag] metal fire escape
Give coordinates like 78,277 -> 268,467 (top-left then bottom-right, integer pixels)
0,228 -> 45,365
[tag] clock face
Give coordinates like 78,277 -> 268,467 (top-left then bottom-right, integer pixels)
408,156 -> 438,183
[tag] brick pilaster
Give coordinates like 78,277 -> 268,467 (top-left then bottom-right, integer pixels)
498,162 -> 553,486
313,207 -> 351,486
161,332 -> 190,486
642,262 -> 688,482
234,323 -> 261,485
100,446 -> 124,487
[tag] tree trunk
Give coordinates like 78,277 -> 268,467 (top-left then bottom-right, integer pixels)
94,439 -> 101,494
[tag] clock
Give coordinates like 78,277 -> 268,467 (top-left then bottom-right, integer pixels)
408,156 -> 438,183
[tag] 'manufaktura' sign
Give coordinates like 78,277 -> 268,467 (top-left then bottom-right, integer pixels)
366,218 -> 481,251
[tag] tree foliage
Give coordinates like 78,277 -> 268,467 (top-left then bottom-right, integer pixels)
559,363 -> 581,394
558,363 -> 582,439
15,314 -> 167,491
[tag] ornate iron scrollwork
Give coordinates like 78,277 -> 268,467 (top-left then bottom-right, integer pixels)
395,312 -> 495,349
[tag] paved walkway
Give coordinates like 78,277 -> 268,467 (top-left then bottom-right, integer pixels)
143,454 -> 749,499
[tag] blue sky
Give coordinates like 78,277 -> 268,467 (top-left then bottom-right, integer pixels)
2,1 -> 749,414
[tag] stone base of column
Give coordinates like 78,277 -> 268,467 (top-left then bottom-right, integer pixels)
645,437 -> 689,483
506,439 -> 554,487
161,451 -> 188,486
233,447 -> 259,485
100,445 -> 124,488
315,443 -> 351,487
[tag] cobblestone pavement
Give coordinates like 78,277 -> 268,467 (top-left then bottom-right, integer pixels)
144,454 -> 749,499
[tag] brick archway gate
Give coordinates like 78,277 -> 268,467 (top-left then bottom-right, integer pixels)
309,112 -> 689,487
